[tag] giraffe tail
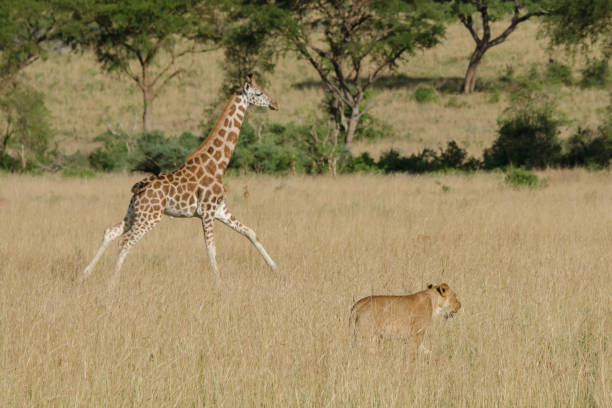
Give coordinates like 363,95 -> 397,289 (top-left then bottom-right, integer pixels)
131,174 -> 158,195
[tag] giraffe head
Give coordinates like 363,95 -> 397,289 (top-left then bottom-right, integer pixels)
243,73 -> 278,110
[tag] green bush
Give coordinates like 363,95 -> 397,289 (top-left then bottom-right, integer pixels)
580,59 -> 610,88
561,125 -> 612,169
484,77 -> 564,170
545,60 -> 573,86
414,86 -> 437,103
505,168 -> 543,188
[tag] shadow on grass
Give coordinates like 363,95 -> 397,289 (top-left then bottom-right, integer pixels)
291,74 -> 508,94
291,74 -> 466,93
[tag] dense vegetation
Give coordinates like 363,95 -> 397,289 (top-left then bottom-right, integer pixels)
0,0 -> 610,176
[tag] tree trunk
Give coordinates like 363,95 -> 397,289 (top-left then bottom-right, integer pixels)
19,143 -> 26,169
463,45 -> 487,94
345,106 -> 361,146
142,88 -> 152,133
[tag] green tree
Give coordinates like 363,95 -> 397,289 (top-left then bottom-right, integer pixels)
545,0 -> 611,54
0,86 -> 53,170
447,0 -> 552,93
0,0 -> 68,94
67,0 -> 221,132
232,0 -> 446,147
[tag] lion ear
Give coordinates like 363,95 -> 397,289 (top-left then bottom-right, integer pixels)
436,283 -> 449,297
427,283 -> 433,289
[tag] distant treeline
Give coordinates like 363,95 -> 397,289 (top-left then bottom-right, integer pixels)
5,100 -> 608,177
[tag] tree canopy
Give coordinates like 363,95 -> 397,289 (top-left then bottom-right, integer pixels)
65,0 -> 222,131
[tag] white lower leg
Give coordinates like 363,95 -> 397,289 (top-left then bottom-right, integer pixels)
249,237 -> 277,270
80,222 -> 124,281
108,247 -> 129,290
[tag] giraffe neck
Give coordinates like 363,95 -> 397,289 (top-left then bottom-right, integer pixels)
186,91 -> 248,173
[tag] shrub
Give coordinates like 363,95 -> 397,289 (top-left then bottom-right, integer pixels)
88,131 -> 130,172
505,168 -> 543,188
561,126 -> 612,169
580,59 -> 610,88
135,131 -> 202,171
344,152 -> 379,173
484,77 -> 564,169
414,86 -> 437,103
545,60 -> 573,86
0,152 -> 20,171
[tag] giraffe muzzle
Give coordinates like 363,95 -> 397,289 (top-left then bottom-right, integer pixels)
269,101 -> 279,111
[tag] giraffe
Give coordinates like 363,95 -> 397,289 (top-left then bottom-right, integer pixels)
80,74 -> 278,288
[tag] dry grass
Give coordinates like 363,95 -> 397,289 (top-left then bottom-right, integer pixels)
1,171 -> 611,406
23,22 -> 609,158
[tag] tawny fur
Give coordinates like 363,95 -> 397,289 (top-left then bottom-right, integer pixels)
349,283 -> 461,356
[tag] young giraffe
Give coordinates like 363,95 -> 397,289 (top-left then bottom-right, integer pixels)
80,74 -> 278,288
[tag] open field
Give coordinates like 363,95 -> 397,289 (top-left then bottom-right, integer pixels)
23,22 -> 610,158
1,171 -> 611,406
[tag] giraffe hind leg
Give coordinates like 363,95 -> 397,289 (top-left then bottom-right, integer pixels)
79,221 -> 127,281
108,212 -> 162,290
214,202 -> 277,270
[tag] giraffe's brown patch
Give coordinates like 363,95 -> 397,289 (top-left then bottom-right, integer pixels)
207,146 -> 214,155
234,119 -> 241,128
187,183 -> 196,191
228,104 -> 236,116
162,185 -> 169,195
145,189 -> 155,198
140,197 -> 149,204
236,113 -> 244,121
228,132 -> 238,143
213,151 -> 222,161
213,138 -> 223,147
203,175 -> 214,186
153,205 -> 161,211
153,181 -> 161,189
235,96 -> 242,103
196,167 -> 204,179
224,118 -> 230,127
166,174 -> 174,182
205,160 -> 217,174
230,215 -> 236,221
203,190 -> 212,202
219,159 -> 228,169
218,128 -> 226,137
192,156 -> 201,165
176,185 -> 184,194
238,105 -> 245,113
224,146 -> 232,158
212,184 -> 222,195
169,185 -> 176,195
180,177 -> 188,184
181,192 -> 190,201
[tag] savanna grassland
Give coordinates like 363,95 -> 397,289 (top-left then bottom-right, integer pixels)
2,18 -> 612,407
23,22 -> 609,158
1,171 -> 611,406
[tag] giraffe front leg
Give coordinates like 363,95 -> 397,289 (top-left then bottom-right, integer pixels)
201,212 -> 221,285
214,202 -> 277,270
80,221 -> 126,282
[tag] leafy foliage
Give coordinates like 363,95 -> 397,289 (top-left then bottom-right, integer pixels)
0,86 -> 54,170
64,0 -> 221,131
505,168 -> 543,188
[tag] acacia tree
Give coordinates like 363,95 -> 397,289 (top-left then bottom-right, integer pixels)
233,0 -> 446,147
0,0 -> 68,94
545,0 -> 611,54
68,0 -> 221,132
448,0 -> 552,94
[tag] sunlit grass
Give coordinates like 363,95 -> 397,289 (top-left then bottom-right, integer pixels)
1,171 -> 611,406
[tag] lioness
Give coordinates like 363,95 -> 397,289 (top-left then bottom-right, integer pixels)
349,283 -> 461,356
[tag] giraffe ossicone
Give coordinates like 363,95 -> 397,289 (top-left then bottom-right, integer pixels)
80,74 -> 278,288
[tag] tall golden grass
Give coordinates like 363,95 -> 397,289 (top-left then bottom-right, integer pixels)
23,22 -> 609,158
1,171 -> 611,406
